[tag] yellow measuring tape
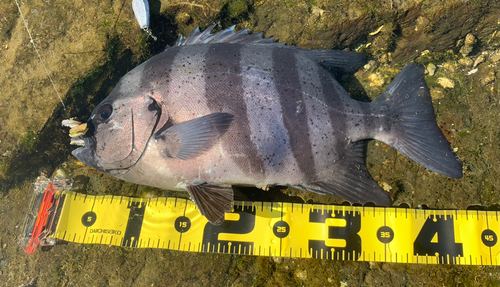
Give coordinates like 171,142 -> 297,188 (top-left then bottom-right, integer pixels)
47,191 -> 500,265
51,191 -> 498,265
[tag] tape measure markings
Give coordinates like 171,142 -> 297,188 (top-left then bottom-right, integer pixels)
51,191 -> 499,265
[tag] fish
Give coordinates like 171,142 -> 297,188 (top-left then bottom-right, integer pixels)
71,25 -> 463,225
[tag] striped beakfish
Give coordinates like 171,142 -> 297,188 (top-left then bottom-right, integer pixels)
72,25 -> 462,225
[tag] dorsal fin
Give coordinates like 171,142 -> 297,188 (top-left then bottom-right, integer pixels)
173,25 -> 283,47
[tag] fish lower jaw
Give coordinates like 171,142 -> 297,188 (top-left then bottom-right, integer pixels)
70,137 -> 86,146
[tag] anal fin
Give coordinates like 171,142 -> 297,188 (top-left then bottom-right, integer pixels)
291,141 -> 392,206
187,183 -> 234,225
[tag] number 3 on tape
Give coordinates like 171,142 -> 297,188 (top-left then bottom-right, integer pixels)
51,191 -> 499,265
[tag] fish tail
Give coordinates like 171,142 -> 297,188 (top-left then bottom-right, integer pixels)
371,64 -> 463,178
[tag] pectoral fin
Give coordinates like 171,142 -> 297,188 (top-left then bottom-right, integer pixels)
187,183 -> 234,225
155,113 -> 234,160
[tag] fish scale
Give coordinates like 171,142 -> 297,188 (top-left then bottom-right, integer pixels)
72,25 -> 462,225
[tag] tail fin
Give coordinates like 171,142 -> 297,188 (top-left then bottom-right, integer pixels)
372,64 -> 463,178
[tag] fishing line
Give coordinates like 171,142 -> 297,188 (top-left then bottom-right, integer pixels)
14,0 -> 66,111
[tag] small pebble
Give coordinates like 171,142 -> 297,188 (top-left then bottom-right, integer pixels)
368,73 -> 385,87
473,54 -> 485,68
464,33 -> 476,46
438,77 -> 455,89
381,182 -> 392,192
426,63 -> 436,76
0,258 -> 8,266
311,6 -> 325,18
54,169 -> 66,178
459,33 -> 476,57
379,53 -> 392,64
363,60 -> 377,71
295,269 -> 307,280
490,50 -> 500,62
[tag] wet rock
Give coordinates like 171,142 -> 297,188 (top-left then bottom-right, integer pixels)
459,33 -> 476,57
482,71 -> 495,85
415,16 -> 433,33
175,12 -> 191,25
458,57 -> 473,66
490,50 -> 500,62
370,23 -> 395,55
442,61 -> 459,73
438,77 -> 455,89
227,0 -> 251,19
430,88 -> 445,100
371,36 -> 391,55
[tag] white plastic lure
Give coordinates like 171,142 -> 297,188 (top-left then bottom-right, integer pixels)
132,0 -> 157,41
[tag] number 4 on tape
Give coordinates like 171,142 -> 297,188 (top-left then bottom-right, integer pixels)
51,191 -> 499,265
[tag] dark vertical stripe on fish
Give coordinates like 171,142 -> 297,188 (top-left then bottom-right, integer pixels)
317,66 -> 350,162
140,47 -> 182,132
294,52 -> 338,178
272,48 -> 317,181
203,44 -> 266,177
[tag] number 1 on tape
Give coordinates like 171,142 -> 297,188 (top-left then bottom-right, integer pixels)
51,191 -> 499,265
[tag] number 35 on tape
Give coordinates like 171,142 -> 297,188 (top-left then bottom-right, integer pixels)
52,191 -> 499,265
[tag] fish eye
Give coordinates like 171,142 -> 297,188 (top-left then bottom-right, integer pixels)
96,104 -> 113,121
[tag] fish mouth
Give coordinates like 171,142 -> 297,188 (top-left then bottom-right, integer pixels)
71,136 -> 104,171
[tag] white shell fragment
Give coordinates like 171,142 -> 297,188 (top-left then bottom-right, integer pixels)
69,123 -> 88,138
132,0 -> 157,41
63,118 -> 87,145
70,138 -> 86,146
467,68 -> 478,75
61,118 -> 82,128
